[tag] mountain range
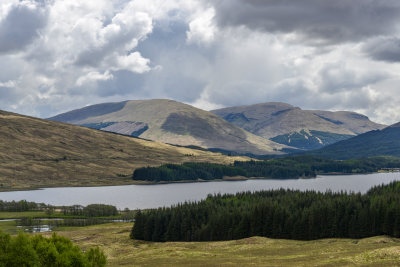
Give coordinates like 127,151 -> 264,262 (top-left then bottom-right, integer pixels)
0,110 -> 244,190
212,102 -> 385,150
1,99 -> 399,190
50,100 -> 385,152
49,99 -> 290,155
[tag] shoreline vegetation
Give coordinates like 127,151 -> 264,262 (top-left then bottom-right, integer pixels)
0,201 -> 136,234
1,156 -> 400,192
132,156 -> 400,183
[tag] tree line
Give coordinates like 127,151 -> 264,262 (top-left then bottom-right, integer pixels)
0,200 -> 119,218
132,156 -> 400,182
61,204 -> 118,217
131,181 -> 400,242
0,200 -> 48,212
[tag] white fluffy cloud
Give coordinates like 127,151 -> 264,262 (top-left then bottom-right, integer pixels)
1,0 -> 400,125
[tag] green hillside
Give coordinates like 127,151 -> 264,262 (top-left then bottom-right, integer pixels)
311,123 -> 400,159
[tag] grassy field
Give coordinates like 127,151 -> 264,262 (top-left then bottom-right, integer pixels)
43,223 -> 400,266
0,211 -> 50,219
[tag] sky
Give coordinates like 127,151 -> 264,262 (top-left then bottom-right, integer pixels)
1,0 -> 400,124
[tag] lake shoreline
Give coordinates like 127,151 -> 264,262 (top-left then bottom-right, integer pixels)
1,172 -> 399,210
0,171 -> 390,192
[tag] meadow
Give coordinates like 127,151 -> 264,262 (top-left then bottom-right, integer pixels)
43,223 -> 400,266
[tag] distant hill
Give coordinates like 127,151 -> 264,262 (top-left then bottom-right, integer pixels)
0,110 -> 246,191
49,99 -> 291,155
270,130 -> 354,151
310,123 -> 400,159
212,102 -> 385,150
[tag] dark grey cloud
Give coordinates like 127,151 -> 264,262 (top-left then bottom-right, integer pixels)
318,63 -> 388,93
0,85 -> 22,107
211,0 -> 400,45
0,3 -> 47,53
363,37 -> 400,62
135,20 -> 209,102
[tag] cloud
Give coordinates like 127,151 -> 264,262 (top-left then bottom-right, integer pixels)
0,1 -> 48,53
317,63 -> 389,93
363,37 -> 400,62
210,0 -> 400,45
186,7 -> 217,45
0,0 -> 400,126
76,71 -> 113,87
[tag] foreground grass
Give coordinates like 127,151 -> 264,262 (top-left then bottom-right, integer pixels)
45,223 -> 400,266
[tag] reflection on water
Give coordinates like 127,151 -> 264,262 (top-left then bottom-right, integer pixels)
12,218 -> 135,233
17,225 -> 52,233
0,173 -> 399,210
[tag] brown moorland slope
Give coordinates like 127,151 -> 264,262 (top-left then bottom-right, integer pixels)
0,110 -> 246,191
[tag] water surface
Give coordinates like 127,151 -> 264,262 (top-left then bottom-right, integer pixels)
0,173 -> 399,210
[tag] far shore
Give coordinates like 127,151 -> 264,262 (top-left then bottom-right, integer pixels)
1,172 -> 379,192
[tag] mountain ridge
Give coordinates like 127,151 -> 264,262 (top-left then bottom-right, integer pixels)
212,102 -> 385,150
49,99 -> 291,155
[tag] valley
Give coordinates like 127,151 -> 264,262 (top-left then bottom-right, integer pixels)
3,1 -> 400,265
2,102 -> 400,266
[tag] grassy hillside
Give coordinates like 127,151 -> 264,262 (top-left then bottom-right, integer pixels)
212,102 -> 385,150
49,99 -> 290,155
0,110 -> 246,191
48,223 -> 400,267
311,123 -> 400,159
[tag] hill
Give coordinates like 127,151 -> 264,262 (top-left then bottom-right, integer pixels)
0,110 -> 246,191
49,99 -> 290,155
310,123 -> 400,159
212,102 -> 385,150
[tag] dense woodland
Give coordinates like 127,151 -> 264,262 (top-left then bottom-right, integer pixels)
131,181 -> 400,242
132,156 -> 400,182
